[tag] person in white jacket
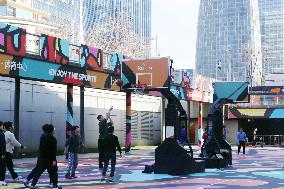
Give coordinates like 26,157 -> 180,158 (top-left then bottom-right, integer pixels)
3,122 -> 24,181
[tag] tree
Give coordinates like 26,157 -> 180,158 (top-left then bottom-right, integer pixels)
85,12 -> 151,58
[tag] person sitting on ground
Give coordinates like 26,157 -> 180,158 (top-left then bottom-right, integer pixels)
101,126 -> 122,182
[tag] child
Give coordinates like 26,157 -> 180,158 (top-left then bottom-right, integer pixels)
101,126 -> 122,182
0,121 -> 7,186
3,121 -> 24,181
65,126 -> 82,179
29,124 -> 62,189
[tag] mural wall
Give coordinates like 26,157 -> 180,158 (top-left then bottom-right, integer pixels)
228,107 -> 284,119
0,22 -> 26,57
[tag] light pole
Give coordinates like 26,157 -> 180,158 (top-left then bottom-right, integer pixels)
216,60 -> 222,80
151,35 -> 158,56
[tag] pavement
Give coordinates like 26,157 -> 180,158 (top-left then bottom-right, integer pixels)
3,145 -> 284,189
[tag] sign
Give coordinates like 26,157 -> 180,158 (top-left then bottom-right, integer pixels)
69,45 -> 80,63
26,34 -> 40,55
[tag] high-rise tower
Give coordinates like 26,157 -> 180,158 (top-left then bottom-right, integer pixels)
195,0 -> 263,86
82,0 -> 151,44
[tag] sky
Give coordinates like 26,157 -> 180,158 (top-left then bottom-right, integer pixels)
151,0 -> 200,69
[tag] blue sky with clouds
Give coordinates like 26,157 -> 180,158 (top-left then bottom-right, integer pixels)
151,0 -> 200,69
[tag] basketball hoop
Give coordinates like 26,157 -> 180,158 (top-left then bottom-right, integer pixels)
131,84 -> 147,96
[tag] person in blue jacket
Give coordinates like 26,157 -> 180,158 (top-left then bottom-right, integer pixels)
237,128 -> 247,155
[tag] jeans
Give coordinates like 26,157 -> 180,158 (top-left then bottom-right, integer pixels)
238,141 -> 246,154
31,158 -> 58,186
98,139 -> 105,168
0,157 -> 5,181
102,153 -> 116,177
67,152 -> 78,174
27,158 -> 52,182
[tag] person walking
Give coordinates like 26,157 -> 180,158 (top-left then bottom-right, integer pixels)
237,128 -> 247,155
65,125 -> 82,179
97,106 -> 113,169
252,128 -> 258,147
3,121 -> 24,181
0,121 -> 7,186
101,126 -> 122,182
29,124 -> 62,189
23,124 -> 53,187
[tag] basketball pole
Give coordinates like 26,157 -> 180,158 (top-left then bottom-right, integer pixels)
125,91 -> 132,153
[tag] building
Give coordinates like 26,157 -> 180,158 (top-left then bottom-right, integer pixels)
258,0 -> 284,75
0,0 -> 81,44
31,0 -> 81,44
195,0 -> 263,86
82,0 -> 151,44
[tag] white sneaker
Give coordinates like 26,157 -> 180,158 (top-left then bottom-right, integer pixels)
0,181 -> 8,186
13,176 -> 22,181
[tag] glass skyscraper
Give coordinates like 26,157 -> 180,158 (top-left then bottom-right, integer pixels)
258,0 -> 284,74
0,0 -> 81,44
83,0 -> 151,44
195,0 -> 263,86
32,0 -> 81,44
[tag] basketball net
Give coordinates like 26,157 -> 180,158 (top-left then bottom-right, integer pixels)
131,84 -> 147,96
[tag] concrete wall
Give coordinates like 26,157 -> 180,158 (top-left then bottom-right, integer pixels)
0,77 -> 162,152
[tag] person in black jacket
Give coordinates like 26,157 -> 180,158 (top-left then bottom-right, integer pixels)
101,126 -> 122,182
29,124 -> 61,189
0,121 -> 7,186
23,124 -> 53,187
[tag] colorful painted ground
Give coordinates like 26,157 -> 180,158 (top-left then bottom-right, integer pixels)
6,147 -> 284,189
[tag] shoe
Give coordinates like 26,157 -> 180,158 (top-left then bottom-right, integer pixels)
65,173 -> 72,179
23,179 -> 30,187
30,185 -> 36,189
0,181 -> 8,186
109,177 -> 114,182
14,176 -> 22,181
49,182 -> 53,188
100,176 -> 106,182
53,184 -> 62,189
71,173 -> 77,178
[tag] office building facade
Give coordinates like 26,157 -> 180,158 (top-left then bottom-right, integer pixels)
195,0 -> 263,86
83,0 -> 151,44
258,0 -> 284,75
0,0 -> 81,44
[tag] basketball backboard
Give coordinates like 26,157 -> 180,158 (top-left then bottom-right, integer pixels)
121,57 -> 170,90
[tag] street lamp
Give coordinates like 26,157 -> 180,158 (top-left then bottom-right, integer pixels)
151,35 -> 158,56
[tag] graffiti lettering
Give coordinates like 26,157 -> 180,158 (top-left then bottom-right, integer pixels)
48,69 -> 96,82
1,60 -> 27,71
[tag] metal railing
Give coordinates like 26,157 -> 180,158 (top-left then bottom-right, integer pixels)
247,135 -> 284,146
